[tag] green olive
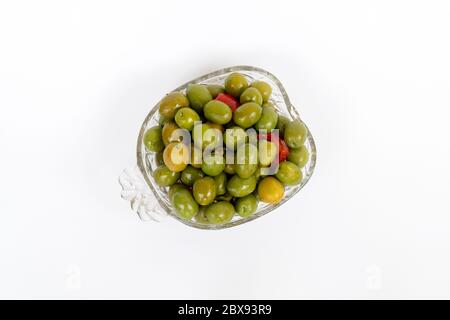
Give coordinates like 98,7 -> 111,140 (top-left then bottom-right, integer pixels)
233,102 -> 262,129
162,121 -> 181,146
224,163 -> 236,175
192,177 -> 216,206
174,107 -> 200,131
194,206 -> 210,224
224,73 -> 248,97
235,143 -> 258,178
284,120 -> 308,148
203,100 -> 232,125
159,92 -> 189,119
190,145 -> 203,168
171,188 -> 199,220
235,194 -> 258,218
227,175 -> 257,197
186,84 -> 212,113
276,115 -> 290,137
181,165 -> 204,186
224,126 -> 247,150
153,165 -> 180,187
205,201 -> 235,224
276,161 -> 302,185
258,139 -> 278,166
214,172 -> 227,196
193,123 -> 222,150
169,183 -> 187,202
143,126 -> 164,152
206,85 -> 225,98
288,146 -> 309,168
251,81 -> 272,102
240,87 -> 263,105
202,154 -> 225,176
155,150 -> 164,165
255,106 -> 278,131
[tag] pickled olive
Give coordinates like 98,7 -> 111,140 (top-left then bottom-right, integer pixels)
172,188 -> 199,220
163,142 -> 189,172
235,144 -> 258,178
159,92 -> 189,119
186,84 -> 212,113
276,115 -> 290,137
250,81 -> 272,102
224,73 -> 248,97
255,106 -> 278,131
143,126 -> 164,152
224,163 -> 236,175
235,194 -> 258,218
224,126 -> 247,150
169,183 -> 187,202
203,100 -> 232,125
153,165 -> 180,187
258,177 -> 284,204
202,154 -> 225,176
190,145 -> 203,168
194,206 -> 210,224
155,150 -> 164,165
193,177 -> 216,206
275,161 -> 302,185
233,102 -> 262,129
205,201 -> 235,224
193,123 -> 222,150
174,107 -> 200,131
240,87 -> 263,105
258,139 -> 278,166
214,172 -> 227,196
288,146 -> 309,168
162,121 -> 181,146
284,120 -> 308,148
181,165 -> 204,186
227,175 -> 257,197
206,84 -> 225,98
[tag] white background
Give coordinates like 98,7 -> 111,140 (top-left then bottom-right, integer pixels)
1,0 -> 450,299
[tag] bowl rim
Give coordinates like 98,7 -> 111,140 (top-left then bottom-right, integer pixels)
136,65 -> 317,230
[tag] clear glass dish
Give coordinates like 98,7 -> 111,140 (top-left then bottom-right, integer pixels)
135,66 -> 316,229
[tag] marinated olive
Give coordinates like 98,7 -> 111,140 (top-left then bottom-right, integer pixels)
224,73 -> 248,97
255,106 -> 278,131
203,100 -> 232,125
169,183 -> 187,202
194,206 -> 210,224
214,172 -> 227,195
240,87 -> 263,105
227,175 -> 257,197
162,121 -> 181,146
193,123 -> 222,150
174,107 -> 200,131
159,92 -> 189,119
233,102 -> 262,129
205,201 -> 235,224
153,165 -> 180,187
190,145 -> 203,168
206,85 -> 225,98
251,81 -> 272,102
181,165 -> 204,186
143,126 -> 164,152
257,177 -> 284,204
224,163 -> 236,175
155,150 -> 164,165
235,143 -> 258,178
186,84 -> 212,113
258,139 -> 278,166
276,115 -> 290,137
288,146 -> 309,168
284,120 -> 307,148
276,161 -> 302,185
224,126 -> 247,150
163,142 -> 189,172
172,188 -> 199,220
235,194 -> 258,218
202,154 -> 225,176
193,177 -> 216,206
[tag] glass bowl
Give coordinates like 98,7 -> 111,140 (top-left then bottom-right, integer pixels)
135,66 -> 316,229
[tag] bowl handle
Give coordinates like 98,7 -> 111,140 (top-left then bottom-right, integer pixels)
119,165 -> 167,222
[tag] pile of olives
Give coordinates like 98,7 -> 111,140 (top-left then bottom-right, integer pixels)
143,72 -> 309,225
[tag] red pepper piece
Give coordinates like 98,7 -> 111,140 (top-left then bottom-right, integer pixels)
215,93 -> 239,112
257,131 -> 290,163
